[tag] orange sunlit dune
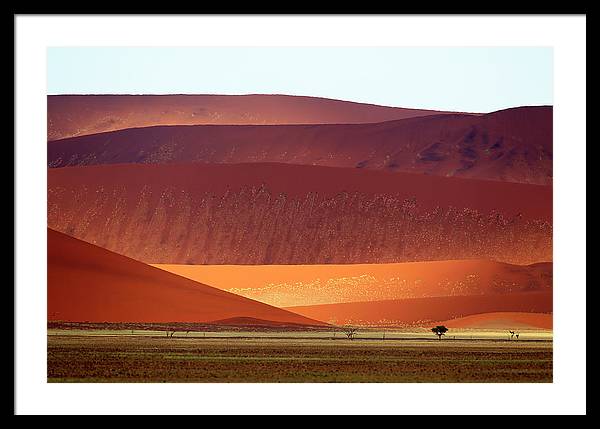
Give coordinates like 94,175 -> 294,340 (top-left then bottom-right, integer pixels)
436,312 -> 552,330
151,260 -> 552,307
285,291 -> 553,327
47,228 -> 325,326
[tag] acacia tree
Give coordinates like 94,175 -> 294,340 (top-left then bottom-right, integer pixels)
431,325 -> 448,340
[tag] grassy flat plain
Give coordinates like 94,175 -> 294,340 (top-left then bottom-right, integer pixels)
47,329 -> 552,383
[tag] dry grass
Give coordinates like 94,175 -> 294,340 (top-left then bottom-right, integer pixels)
48,331 -> 552,383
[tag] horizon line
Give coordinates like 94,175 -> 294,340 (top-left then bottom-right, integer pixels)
45,92 -> 553,115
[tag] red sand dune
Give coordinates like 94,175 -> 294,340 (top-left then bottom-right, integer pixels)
47,94 -> 462,140
48,106 -> 552,185
437,312 -> 552,330
285,291 -> 553,327
152,260 -> 553,307
47,228 -> 325,326
48,162 -> 552,265
208,317 -> 319,327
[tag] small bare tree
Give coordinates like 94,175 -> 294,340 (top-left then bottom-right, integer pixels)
343,326 -> 358,340
509,330 -> 515,340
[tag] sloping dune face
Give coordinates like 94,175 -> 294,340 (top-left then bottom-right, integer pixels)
47,228 -> 324,325
152,261 -> 553,308
286,292 -> 553,327
48,163 -> 552,266
438,312 -> 553,330
48,106 -> 552,185
47,94 -> 460,140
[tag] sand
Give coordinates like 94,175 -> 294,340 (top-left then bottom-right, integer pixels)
48,94 -> 462,140
47,228 -> 325,326
48,162 -> 552,265
48,105 -> 552,185
48,164 -> 552,265
285,291 -> 553,326
437,312 -> 552,330
151,260 -> 552,307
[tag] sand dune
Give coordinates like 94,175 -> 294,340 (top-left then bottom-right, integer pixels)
207,317 -> 319,327
47,228 -> 325,326
47,94 -> 461,140
152,260 -> 552,307
48,162 -> 552,265
437,312 -> 552,330
285,291 -> 553,327
48,106 -> 552,185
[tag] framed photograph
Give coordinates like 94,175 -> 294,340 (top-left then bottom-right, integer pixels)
14,14 -> 586,415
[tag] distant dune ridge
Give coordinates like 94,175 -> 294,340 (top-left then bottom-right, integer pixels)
48,104 -> 552,185
152,260 -> 553,308
437,312 -> 552,330
286,292 -> 553,327
48,162 -> 552,266
47,228 -> 325,325
47,94 -> 462,140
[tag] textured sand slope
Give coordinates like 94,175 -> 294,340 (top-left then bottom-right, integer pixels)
48,163 -> 552,265
151,260 -> 553,307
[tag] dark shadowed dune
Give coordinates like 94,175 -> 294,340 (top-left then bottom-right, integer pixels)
207,317 -> 322,328
48,105 -> 552,185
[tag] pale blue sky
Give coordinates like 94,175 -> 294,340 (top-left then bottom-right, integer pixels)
47,47 -> 553,113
